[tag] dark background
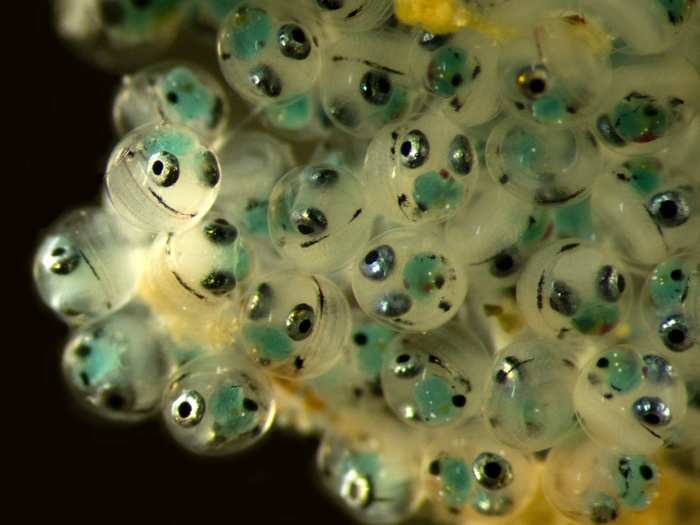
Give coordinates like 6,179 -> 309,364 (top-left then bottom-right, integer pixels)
18,3 -> 354,522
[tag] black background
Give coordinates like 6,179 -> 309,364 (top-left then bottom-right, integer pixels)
18,3 -> 355,522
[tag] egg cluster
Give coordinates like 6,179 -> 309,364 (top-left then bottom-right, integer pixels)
42,1 -> 700,524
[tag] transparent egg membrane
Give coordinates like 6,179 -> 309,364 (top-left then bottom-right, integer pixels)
43,0 -> 700,523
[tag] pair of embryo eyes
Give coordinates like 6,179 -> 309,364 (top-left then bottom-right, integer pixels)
395,130 -> 474,175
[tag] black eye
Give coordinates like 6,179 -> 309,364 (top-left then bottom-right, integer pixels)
648,190 -> 690,227
642,354 -> 676,385
391,351 -> 424,378
171,389 -> 205,428
360,70 -> 393,106
597,265 -> 626,302
201,270 -> 236,295
199,150 -> 220,188
472,452 -> 513,490
307,167 -> 339,187
360,245 -> 395,280
419,31 -> 450,50
249,65 -> 282,98
639,464 -> 654,481
658,314 -> 694,352
489,248 -> 521,278
549,281 -> 579,317
100,386 -> 133,412
248,283 -> 274,320
516,65 -> 549,99
633,396 -> 672,426
400,129 -> 430,169
328,100 -> 360,128
375,292 -> 412,317
203,218 -> 237,245
278,24 -> 311,60
317,0 -> 343,10
49,244 -> 81,275
148,151 -> 180,187
286,303 -> 315,341
292,207 -> 327,235
448,135 -> 474,175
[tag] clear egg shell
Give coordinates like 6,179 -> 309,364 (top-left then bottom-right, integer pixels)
593,57 -> 700,155
411,27 -> 501,127
579,0 -> 696,55
215,130 -> 294,241
592,157 -> 700,269
363,112 -> 479,225
239,271 -> 351,378
641,256 -> 700,374
543,431 -> 660,524
261,88 -> 334,141
424,423 -> 536,523
33,206 -> 144,325
217,0 -> 323,105
62,306 -> 169,422
162,351 -> 276,456
517,239 -> 633,339
142,207 -> 255,317
307,0 -> 394,34
105,122 -> 221,233
317,430 -> 424,524
268,163 -> 371,273
497,13 -> 612,126
53,0 -> 188,72
484,336 -> 580,452
574,344 -> 688,454
485,117 -> 603,207
381,326 -> 490,428
446,178 -> 553,292
320,30 -> 424,138
352,228 -> 468,332
113,62 -> 230,141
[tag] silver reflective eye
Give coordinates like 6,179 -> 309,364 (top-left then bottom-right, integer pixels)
198,150 -> 220,187
249,64 -> 282,98
360,70 -> 393,106
307,167 -> 339,187
47,243 -> 81,276
148,151 -> 180,187
375,292 -> 412,317
203,218 -> 237,245
449,135 -> 474,175
360,245 -> 395,281
171,389 -> 206,428
549,281 -> 579,317
642,355 -> 676,385
292,207 -> 327,235
658,314 -> 694,352
597,265 -> 626,302
472,452 -> 513,490
286,303 -> 315,341
633,396 -> 672,426
278,24 -> 311,60
399,129 -> 430,169
340,468 -> 373,509
516,65 -> 549,99
391,350 -> 424,378
473,491 -> 514,517
648,190 -> 691,228
248,283 -> 274,320
201,270 -> 236,295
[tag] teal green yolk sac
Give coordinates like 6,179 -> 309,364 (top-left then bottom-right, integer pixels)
532,94 -> 568,124
144,128 -> 195,156
502,127 -> 542,172
243,325 -> 293,362
352,324 -> 396,380
554,199 -> 594,239
621,158 -> 662,196
520,208 -> 550,244
616,456 -> 658,510
378,87 -> 408,123
264,95 -> 313,130
211,383 -> 258,437
403,253 -> 447,300
244,199 -> 270,236
161,67 -> 219,128
658,0 -> 692,25
596,350 -> 643,394
572,303 -> 620,336
426,47 -> 470,97
434,457 -> 472,507
414,376 -> 460,424
649,259 -> 690,309
205,0 -> 245,22
612,95 -> 669,144
227,7 -> 272,60
413,170 -> 464,214
72,336 -> 122,390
